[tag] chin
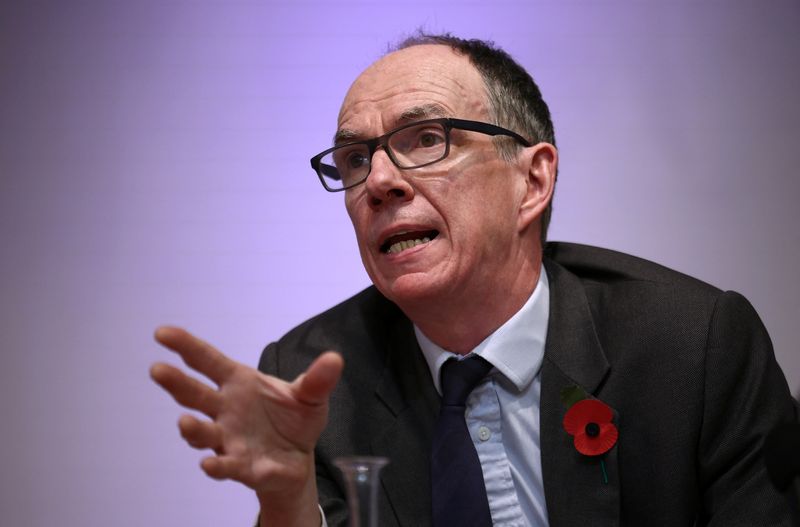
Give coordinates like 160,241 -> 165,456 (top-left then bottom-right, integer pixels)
374,272 -> 447,310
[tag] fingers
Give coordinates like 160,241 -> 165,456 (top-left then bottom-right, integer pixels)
293,351 -> 344,406
178,414 -> 223,451
154,326 -> 236,385
199,455 -> 274,484
200,455 -> 242,481
150,362 -> 222,417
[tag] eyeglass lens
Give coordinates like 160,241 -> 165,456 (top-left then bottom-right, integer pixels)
319,121 -> 449,190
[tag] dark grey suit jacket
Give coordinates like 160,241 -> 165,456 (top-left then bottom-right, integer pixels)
259,242 -> 797,526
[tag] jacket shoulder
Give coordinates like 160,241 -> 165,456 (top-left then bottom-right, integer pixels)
258,286 -> 402,379
543,241 -> 728,362
544,241 -> 720,294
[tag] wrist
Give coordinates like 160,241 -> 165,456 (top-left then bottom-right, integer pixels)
257,459 -> 320,527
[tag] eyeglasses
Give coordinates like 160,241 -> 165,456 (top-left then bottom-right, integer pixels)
310,118 -> 533,192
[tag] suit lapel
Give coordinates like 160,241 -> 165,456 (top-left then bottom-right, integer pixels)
541,259 -> 621,526
369,314 -> 439,527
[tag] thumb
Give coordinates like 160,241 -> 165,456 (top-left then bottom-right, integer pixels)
293,351 -> 343,405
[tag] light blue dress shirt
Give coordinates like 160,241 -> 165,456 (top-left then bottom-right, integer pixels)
415,267 -> 550,527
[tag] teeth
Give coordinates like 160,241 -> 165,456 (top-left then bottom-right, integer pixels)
387,237 -> 431,254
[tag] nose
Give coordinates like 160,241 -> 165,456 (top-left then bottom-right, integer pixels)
364,148 -> 414,208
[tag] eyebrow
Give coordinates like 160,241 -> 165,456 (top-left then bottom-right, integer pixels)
397,103 -> 449,123
333,129 -> 360,145
333,103 -> 451,145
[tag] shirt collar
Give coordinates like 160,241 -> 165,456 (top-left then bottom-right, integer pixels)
415,265 -> 550,395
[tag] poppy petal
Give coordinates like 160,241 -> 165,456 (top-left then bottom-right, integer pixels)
573,424 -> 619,456
563,398 -> 614,435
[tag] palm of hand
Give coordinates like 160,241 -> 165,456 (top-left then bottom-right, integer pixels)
151,327 -> 343,496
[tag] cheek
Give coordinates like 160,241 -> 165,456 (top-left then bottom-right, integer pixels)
344,191 -> 358,218
455,187 -> 522,252
344,196 -> 366,236
455,175 -> 517,221
344,199 -> 381,271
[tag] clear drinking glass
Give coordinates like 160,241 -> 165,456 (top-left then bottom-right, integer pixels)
333,456 -> 389,527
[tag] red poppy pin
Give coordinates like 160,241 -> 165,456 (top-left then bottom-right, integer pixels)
560,385 -> 618,483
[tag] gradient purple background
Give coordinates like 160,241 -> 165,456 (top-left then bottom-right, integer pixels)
2,1 -> 799,525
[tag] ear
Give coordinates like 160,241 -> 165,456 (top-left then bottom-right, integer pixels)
517,142 -> 558,233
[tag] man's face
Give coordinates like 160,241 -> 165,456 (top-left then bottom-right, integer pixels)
338,45 -> 536,312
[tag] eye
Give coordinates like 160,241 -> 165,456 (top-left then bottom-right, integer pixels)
415,129 -> 445,149
333,145 -> 369,170
345,151 -> 368,169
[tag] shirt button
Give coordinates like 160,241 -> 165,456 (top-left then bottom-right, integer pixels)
478,426 -> 491,442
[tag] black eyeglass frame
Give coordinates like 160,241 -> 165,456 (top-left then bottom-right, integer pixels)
310,117 -> 534,192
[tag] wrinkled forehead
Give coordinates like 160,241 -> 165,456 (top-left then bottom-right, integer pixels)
336,45 -> 490,139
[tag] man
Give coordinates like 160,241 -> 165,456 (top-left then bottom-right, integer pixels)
151,34 -> 797,526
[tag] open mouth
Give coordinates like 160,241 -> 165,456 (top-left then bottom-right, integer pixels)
380,230 -> 439,254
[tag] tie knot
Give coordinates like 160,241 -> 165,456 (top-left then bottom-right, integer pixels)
439,355 -> 492,406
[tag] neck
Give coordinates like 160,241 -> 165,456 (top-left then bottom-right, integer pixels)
404,255 -> 542,355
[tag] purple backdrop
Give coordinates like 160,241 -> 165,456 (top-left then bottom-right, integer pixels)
2,1 -> 798,525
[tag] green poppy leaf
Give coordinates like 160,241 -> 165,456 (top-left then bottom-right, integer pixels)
560,384 -> 588,409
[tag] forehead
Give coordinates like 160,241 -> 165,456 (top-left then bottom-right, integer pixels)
337,45 -> 489,138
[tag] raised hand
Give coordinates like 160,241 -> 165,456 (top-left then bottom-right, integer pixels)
150,326 -> 343,526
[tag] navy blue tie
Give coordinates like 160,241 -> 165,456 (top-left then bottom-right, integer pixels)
431,355 -> 493,527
